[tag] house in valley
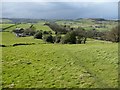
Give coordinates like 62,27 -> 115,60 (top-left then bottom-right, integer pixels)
13,28 -> 26,37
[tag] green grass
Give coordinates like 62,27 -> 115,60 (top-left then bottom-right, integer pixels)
0,24 -> 15,29
1,32 -> 44,46
34,23 -> 54,33
2,43 -> 118,88
17,24 -> 31,29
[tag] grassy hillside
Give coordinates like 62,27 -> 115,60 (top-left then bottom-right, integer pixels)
2,43 -> 118,88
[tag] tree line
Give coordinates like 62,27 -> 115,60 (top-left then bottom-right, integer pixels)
44,22 -> 119,43
13,22 -> 120,44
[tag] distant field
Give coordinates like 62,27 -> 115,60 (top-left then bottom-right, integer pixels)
0,19 -> 12,23
1,32 -> 44,46
0,24 -> 15,29
56,19 -> 117,31
34,23 -> 54,33
1,19 -> 117,32
1,22 -> 54,34
17,24 -> 31,29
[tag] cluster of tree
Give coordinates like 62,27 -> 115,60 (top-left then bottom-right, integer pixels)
103,25 -> 120,42
34,30 -> 54,43
61,29 -> 87,44
13,22 -> 120,44
34,31 -> 62,43
40,22 -> 120,44
24,25 -> 36,36
85,25 -> 120,43
58,24 -> 119,43
34,27 -> 87,44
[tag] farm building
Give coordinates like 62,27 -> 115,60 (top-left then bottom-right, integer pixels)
13,28 -> 26,37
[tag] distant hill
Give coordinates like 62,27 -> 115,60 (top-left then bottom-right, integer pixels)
1,18 -> 118,24
1,18 -> 47,24
0,18 -> 12,23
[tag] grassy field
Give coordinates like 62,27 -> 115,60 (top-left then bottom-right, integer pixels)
2,42 -> 118,88
0,24 -> 15,29
1,32 -> 44,46
34,23 -> 54,33
1,19 -> 118,88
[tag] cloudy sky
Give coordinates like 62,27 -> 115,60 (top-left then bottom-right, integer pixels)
1,0 -> 119,19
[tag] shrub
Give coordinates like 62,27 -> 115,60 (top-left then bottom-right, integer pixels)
44,31 -> 52,34
61,31 -> 76,44
34,31 -> 42,39
43,35 -> 53,43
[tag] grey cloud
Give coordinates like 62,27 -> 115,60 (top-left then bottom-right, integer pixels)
2,2 -> 118,19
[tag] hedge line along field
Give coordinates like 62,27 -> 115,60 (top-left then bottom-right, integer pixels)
2,42 -> 118,88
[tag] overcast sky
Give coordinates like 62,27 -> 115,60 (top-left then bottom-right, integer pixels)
1,0 -> 119,19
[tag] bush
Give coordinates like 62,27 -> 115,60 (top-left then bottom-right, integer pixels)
43,35 -> 53,43
61,31 -> 76,44
76,36 -> 87,44
43,31 -> 52,34
34,31 -> 42,39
